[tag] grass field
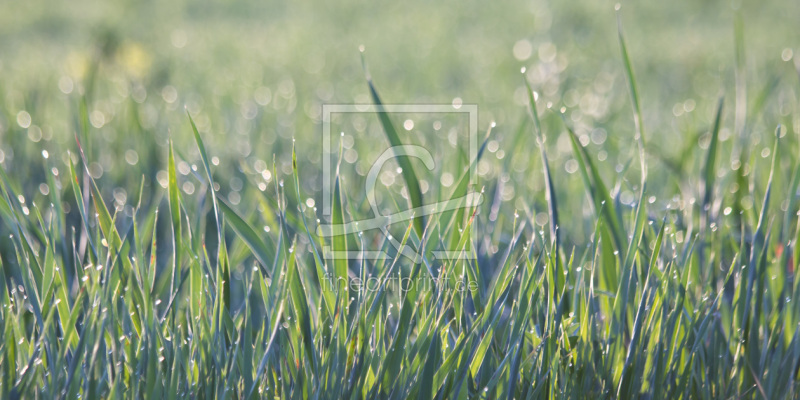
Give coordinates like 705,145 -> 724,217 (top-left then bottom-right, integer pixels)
1,0 -> 800,398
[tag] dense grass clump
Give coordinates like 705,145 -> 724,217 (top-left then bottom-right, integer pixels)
1,11 -> 800,400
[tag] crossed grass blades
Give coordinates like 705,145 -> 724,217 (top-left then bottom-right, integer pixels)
1,19 -> 800,400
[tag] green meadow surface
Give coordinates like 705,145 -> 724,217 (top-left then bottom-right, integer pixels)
1,0 -> 800,398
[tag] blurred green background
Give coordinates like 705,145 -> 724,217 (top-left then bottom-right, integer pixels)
0,0 -> 798,247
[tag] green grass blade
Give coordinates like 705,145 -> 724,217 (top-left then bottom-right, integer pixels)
364,60 -> 425,236
218,201 -> 272,277
701,97 -> 725,227
617,7 -> 647,179
168,141 -> 182,309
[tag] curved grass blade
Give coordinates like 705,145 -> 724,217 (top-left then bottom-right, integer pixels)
292,142 -> 336,317
617,8 -> 647,180
287,238 -> 318,373
67,152 -> 99,261
187,111 -> 222,248
523,77 -> 559,251
561,117 -> 626,254
328,139 -> 349,305
417,333 -> 440,400
524,76 -> 564,297
219,201 -> 272,278
701,97 -> 725,228
617,217 -> 665,398
363,54 -> 425,236
168,141 -> 182,307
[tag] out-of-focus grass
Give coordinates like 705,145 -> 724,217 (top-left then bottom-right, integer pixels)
1,0 -> 800,398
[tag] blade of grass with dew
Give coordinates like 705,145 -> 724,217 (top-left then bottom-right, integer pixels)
186,111 -> 221,242
700,97 -> 725,280
417,332 -> 440,400
561,118 -> 626,271
167,140 -> 182,312
74,136 -> 134,307
366,223 -> 418,396
328,138 -> 349,309
524,76 -> 564,299
218,201 -> 272,277
363,55 -> 425,237
617,6 -> 647,171
286,237 -> 318,374
617,218 -> 665,398
292,142 -> 335,317
441,124 -> 490,262
701,97 -> 725,219
737,126 -> 779,394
